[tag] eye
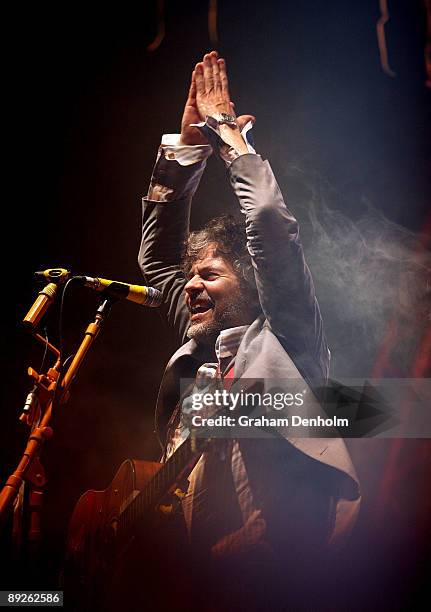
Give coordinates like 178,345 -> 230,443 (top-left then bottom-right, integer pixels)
203,271 -> 219,281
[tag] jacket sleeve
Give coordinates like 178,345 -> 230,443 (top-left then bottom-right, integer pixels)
229,154 -> 330,382
138,151 -> 207,348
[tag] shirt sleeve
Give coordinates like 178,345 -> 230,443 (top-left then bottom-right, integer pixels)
146,134 -> 212,202
229,154 -> 331,385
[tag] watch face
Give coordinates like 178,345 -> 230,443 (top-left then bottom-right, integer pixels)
206,114 -> 238,131
210,112 -> 236,125
220,113 -> 236,123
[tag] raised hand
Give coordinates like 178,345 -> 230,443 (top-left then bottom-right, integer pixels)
194,51 -> 255,133
180,51 -> 255,152
194,51 -> 232,119
179,71 -> 209,146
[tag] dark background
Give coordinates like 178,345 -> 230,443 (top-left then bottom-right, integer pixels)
2,1 -> 430,608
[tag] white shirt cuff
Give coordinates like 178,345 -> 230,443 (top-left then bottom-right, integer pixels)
158,134 -> 213,166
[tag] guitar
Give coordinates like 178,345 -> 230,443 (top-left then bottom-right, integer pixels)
63,436 -> 206,611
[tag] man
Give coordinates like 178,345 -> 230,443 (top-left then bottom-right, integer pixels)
139,51 -> 360,609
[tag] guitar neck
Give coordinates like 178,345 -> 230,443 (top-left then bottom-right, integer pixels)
119,436 -> 203,535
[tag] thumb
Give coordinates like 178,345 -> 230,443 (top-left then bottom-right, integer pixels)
236,114 -> 256,131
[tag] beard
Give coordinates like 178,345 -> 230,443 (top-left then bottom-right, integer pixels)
187,292 -> 250,345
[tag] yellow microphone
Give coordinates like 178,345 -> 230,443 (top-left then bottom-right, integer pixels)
76,276 -> 162,307
34,268 -> 71,283
23,268 -> 72,329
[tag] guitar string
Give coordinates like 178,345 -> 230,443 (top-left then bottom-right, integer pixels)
119,438 -> 191,535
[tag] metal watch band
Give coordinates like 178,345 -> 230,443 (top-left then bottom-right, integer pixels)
206,113 -> 238,129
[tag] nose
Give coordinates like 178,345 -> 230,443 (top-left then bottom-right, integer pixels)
184,274 -> 205,297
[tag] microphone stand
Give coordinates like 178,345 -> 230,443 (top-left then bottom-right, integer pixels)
0,294 -> 116,555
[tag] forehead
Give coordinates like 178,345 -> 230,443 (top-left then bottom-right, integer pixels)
189,245 -> 234,275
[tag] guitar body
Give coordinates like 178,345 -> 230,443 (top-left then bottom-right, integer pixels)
64,459 -> 162,611
64,438 -> 204,611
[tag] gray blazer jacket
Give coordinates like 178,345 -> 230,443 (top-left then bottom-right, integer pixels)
139,151 -> 360,547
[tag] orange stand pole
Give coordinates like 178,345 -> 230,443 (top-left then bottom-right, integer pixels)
0,297 -> 115,533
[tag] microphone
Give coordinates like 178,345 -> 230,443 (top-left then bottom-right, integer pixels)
75,276 -> 162,307
34,268 -> 71,283
23,268 -> 72,329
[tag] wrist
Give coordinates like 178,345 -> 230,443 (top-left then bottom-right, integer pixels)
189,116 -> 255,166
179,126 -> 209,147
178,135 -> 192,146
218,125 -> 249,155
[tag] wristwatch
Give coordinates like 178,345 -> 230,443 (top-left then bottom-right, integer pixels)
206,113 -> 238,129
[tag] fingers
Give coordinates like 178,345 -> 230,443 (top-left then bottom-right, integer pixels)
186,71 -> 196,104
194,62 -> 204,94
196,51 -> 228,97
210,52 -> 221,94
218,58 -> 230,99
203,53 -> 214,91
193,51 -> 232,120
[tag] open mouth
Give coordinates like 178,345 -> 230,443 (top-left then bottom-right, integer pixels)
190,301 -> 214,320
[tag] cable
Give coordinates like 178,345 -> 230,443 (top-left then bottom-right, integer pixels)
39,327 -> 49,372
50,277 -> 77,414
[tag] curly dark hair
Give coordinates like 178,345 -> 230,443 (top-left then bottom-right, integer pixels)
182,214 -> 260,306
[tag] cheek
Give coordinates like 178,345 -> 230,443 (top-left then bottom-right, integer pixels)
209,279 -> 240,303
